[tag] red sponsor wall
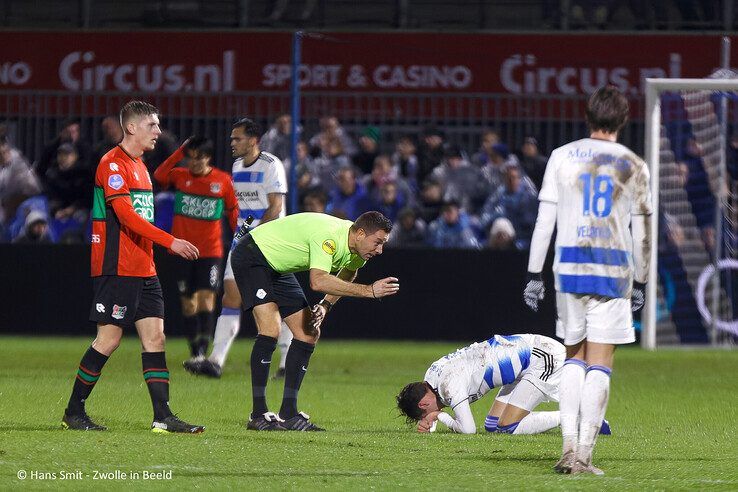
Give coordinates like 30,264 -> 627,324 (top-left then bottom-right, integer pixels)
1,31 -> 734,96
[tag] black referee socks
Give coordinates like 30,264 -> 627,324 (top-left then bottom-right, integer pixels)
66,346 -> 109,416
250,334 -> 278,419
279,339 -> 315,420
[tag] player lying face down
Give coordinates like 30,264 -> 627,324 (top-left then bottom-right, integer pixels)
397,334 -> 610,436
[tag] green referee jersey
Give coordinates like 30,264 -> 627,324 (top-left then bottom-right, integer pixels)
249,213 -> 367,274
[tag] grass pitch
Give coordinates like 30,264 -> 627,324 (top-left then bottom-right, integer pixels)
0,336 -> 736,490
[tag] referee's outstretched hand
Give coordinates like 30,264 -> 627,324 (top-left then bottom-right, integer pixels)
171,238 -> 200,260
371,277 -> 400,298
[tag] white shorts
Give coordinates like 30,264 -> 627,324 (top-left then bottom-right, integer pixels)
223,250 -> 234,281
495,337 -> 564,411
555,292 -> 635,346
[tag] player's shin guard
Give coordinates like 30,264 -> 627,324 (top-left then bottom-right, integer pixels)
209,308 -> 240,367
512,411 -> 561,435
250,335 -> 277,418
183,314 -> 199,357
277,322 -> 293,370
577,365 -> 611,464
279,339 -> 315,420
196,310 -> 215,357
66,346 -> 109,416
560,358 -> 587,454
142,352 -> 172,421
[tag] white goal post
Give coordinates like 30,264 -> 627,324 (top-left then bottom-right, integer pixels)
643,78 -> 738,350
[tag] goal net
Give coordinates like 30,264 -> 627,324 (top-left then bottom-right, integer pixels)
643,77 -> 738,349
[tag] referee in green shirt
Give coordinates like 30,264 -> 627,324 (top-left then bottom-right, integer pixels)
231,211 -> 399,431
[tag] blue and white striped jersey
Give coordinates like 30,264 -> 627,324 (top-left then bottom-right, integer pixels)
424,334 -> 540,410
539,138 -> 652,298
232,151 -> 287,227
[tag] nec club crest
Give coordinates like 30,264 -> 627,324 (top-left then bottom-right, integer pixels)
111,304 -> 127,320
210,182 -> 221,193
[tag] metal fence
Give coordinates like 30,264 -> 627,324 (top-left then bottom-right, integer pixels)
2,0 -> 734,31
1,90 -> 649,169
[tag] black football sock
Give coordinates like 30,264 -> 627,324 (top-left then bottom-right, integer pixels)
279,339 -> 315,420
142,352 -> 172,421
183,314 -> 199,357
196,310 -> 215,357
66,346 -> 109,416
250,334 -> 277,419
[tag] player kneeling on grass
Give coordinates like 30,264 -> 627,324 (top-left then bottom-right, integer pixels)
231,211 -> 399,431
396,334 -> 611,436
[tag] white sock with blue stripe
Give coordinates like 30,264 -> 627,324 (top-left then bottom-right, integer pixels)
484,416 -> 499,432
560,358 -> 587,454
577,365 -> 611,464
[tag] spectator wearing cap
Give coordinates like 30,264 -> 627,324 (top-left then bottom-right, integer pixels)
518,136 -> 548,190
487,217 -> 516,250
260,113 -> 296,161
426,199 -> 480,249
353,126 -> 381,175
387,207 -> 426,248
417,126 -> 446,184
12,210 -> 52,244
471,129 -> 501,168
45,143 -> 92,222
0,136 -> 41,231
326,165 -> 370,220
392,135 -> 420,193
480,142 -> 537,198
479,164 -> 538,250
431,145 -> 487,213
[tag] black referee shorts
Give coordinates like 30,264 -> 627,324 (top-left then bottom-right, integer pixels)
89,275 -> 165,329
230,234 -> 309,319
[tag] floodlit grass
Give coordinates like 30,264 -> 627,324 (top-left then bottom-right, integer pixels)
0,336 -> 736,490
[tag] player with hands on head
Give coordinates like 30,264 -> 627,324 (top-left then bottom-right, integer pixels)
153,135 -> 238,365
397,334 -> 612,436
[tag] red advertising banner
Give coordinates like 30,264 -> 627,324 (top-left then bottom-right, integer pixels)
0,31 -> 735,96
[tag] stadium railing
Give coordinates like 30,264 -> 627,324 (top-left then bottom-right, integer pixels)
1,90 -> 646,169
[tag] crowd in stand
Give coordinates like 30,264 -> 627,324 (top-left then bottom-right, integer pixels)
0,114 -> 551,250
5,113 -> 734,250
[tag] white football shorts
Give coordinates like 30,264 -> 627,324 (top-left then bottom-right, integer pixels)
555,292 -> 635,345
495,337 -> 564,411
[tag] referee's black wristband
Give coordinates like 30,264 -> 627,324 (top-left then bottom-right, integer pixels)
318,299 -> 333,312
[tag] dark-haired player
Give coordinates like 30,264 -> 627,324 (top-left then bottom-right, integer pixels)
524,86 -> 651,475
396,334 -> 612,436
186,118 -> 291,378
231,211 -> 400,431
153,136 -> 238,364
62,101 -> 204,433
